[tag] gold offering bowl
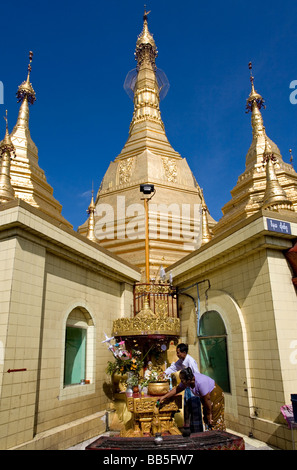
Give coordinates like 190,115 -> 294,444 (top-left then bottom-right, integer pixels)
148,381 -> 170,396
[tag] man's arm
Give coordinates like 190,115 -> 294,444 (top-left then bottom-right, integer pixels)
165,359 -> 182,376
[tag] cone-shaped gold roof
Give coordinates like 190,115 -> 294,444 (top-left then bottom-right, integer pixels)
136,9 -> 157,52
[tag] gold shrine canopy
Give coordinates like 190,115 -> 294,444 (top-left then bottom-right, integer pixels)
112,282 -> 180,339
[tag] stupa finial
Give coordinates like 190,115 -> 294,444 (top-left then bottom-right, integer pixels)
16,51 -> 36,105
143,5 -> 151,21
246,61 -> 265,113
135,7 -> 157,69
246,62 -> 266,137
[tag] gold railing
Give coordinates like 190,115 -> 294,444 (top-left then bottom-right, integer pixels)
112,282 -> 180,337
133,282 -> 177,318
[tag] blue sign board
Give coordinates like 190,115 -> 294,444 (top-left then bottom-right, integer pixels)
266,218 -> 291,235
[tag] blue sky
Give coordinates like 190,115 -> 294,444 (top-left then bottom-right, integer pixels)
1,0 -> 297,229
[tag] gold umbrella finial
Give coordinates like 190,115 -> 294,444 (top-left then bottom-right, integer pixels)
16,51 -> 36,105
246,62 -> 266,137
143,5 -> 151,21
248,61 -> 256,92
27,51 -> 33,79
248,61 -> 254,87
246,61 -> 265,113
136,6 -> 156,60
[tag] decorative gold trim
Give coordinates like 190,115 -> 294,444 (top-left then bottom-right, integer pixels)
112,297 -> 180,336
134,282 -> 174,295
154,299 -> 168,317
118,157 -> 134,185
162,158 -> 177,183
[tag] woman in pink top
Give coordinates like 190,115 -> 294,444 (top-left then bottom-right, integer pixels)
160,367 -> 225,432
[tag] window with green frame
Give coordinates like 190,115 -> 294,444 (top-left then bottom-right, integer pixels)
64,326 -> 86,386
199,310 -> 230,393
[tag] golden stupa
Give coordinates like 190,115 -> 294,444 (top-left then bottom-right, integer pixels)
2,52 -> 72,229
78,11 -> 215,277
213,62 -> 297,236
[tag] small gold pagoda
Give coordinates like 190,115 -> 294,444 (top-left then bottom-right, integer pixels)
86,190 -> 97,242
0,111 -> 16,203
3,52 -> 72,228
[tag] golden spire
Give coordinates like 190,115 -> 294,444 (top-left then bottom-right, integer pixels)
246,62 -> 266,137
0,111 -> 16,202
15,51 -> 36,130
86,190 -> 97,242
200,188 -> 212,245
8,52 -> 73,228
262,139 -> 293,211
129,9 -> 163,134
